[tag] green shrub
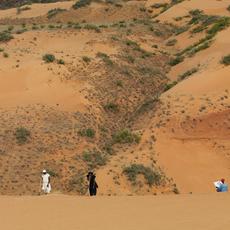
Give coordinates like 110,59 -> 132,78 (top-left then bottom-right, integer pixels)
84,24 -> 101,33
169,56 -> 184,66
104,102 -> 119,112
0,31 -> 13,42
227,5 -> 230,12
47,8 -> 66,18
0,48 -> 4,52
151,3 -> 168,9
82,149 -> 106,169
43,54 -> 55,63
123,164 -> 162,186
221,54 -> 230,65
15,127 -> 30,144
166,39 -> 177,46
57,59 -> 65,65
178,67 -> 198,80
3,52 -> 9,58
164,81 -> 178,91
73,0 -> 91,9
207,17 -> 230,36
78,128 -> 95,138
82,56 -> 91,63
96,52 -> 113,66
113,129 -> 140,144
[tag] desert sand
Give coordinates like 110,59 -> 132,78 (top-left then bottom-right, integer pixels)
0,194 -> 230,230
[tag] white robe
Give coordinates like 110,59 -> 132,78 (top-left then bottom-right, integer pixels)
42,173 -> 51,193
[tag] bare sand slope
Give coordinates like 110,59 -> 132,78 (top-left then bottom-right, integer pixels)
157,0 -> 230,23
0,194 -> 230,230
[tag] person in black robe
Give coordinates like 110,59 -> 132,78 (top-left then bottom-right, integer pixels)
87,172 -> 98,196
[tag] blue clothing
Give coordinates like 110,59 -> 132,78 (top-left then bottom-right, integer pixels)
217,183 -> 228,192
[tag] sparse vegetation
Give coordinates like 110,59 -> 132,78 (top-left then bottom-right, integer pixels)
104,102 -> 119,112
15,127 -> 31,144
73,0 -> 91,9
42,54 -> 55,63
82,56 -> 91,63
47,8 -> 67,19
178,68 -> 198,80
123,164 -> 163,186
164,81 -> 178,92
0,31 -> 13,42
82,149 -> 106,169
57,59 -> 65,65
78,128 -> 95,138
169,56 -> 184,66
166,39 -> 177,46
96,52 -> 113,66
221,54 -> 230,66
113,129 -> 140,144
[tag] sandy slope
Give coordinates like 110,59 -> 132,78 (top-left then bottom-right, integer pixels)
157,0 -> 230,23
0,1 -> 75,20
0,194 -> 230,230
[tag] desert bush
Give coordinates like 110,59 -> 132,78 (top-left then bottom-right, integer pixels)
221,54 -> 230,65
0,48 -> 4,52
188,41 -> 211,56
17,6 -> 31,14
227,5 -> 230,12
82,149 -> 106,169
164,81 -> 177,91
168,56 -> 184,66
104,102 -> 119,112
78,128 -> 95,138
3,52 -> 9,58
166,39 -> 177,46
151,3 -> 168,9
96,52 -> 113,66
0,31 -> 13,42
84,24 -> 101,33
207,17 -> 230,36
82,56 -> 91,63
43,54 -> 55,63
73,0 -> 91,9
123,164 -> 162,186
47,8 -> 66,18
178,67 -> 198,80
68,171 -> 87,194
113,129 -> 140,144
15,127 -> 30,144
57,59 -> 65,65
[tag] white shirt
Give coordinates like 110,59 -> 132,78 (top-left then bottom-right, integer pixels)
42,173 -> 50,184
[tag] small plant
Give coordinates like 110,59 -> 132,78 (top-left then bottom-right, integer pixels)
178,68 -> 198,80
78,128 -> 95,138
3,52 -> 9,58
227,5 -> 230,12
104,102 -> 119,112
0,31 -> 13,42
0,48 -> 4,52
123,164 -> 162,186
57,59 -> 65,65
221,54 -> 230,65
82,149 -> 106,169
113,129 -> 140,144
166,39 -> 177,46
15,127 -> 30,144
47,8 -> 66,19
164,81 -> 178,91
82,56 -> 91,63
43,54 -> 55,63
96,52 -> 113,66
73,0 -> 91,9
168,56 -> 184,66
84,24 -> 101,33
